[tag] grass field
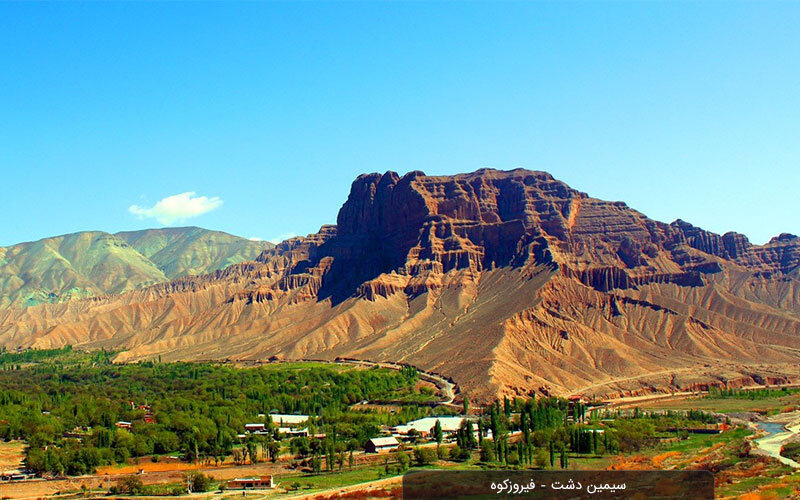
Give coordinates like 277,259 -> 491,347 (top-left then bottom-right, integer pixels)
633,392 -> 800,415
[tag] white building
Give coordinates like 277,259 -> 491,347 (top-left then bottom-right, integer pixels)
269,414 -> 309,427
393,416 -> 473,436
278,427 -> 310,437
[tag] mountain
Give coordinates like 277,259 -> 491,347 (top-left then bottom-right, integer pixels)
115,227 -> 274,279
0,227 -> 273,307
0,169 -> 798,401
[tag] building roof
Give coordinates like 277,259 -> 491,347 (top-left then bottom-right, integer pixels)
231,476 -> 271,481
368,436 -> 399,447
268,414 -> 309,425
394,416 -> 472,434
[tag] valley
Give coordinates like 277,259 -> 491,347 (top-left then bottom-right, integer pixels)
0,169 -> 797,402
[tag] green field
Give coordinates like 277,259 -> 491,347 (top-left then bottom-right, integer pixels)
634,390 -> 800,415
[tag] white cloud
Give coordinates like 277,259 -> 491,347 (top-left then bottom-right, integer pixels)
269,232 -> 297,244
129,192 -> 223,225
248,237 -> 264,241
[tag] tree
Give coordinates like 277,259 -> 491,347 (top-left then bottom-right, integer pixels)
186,471 -> 212,493
413,447 -> 437,465
535,448 -> 549,469
268,440 -> 280,462
117,476 -> 145,495
246,440 -> 258,464
432,419 -> 443,445
480,441 -> 495,463
462,396 -> 470,415
456,419 -> 476,450
394,450 -> 410,471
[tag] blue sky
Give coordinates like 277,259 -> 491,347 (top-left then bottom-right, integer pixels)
1,2 -> 798,246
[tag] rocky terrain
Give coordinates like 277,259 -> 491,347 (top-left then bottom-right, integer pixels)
0,227 -> 273,307
1,169 -> 798,400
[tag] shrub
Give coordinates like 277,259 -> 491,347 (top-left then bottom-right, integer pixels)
186,471 -> 212,492
534,448 -> 550,469
780,442 -> 800,462
413,447 -> 437,465
394,450 -> 410,471
479,441 -> 495,462
116,475 -> 144,495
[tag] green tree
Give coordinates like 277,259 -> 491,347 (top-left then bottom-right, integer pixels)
480,441 -> 495,463
413,447 -> 437,465
432,419 -> 443,445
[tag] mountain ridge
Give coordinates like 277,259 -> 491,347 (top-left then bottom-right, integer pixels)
1,169 -> 797,401
0,227 -> 273,307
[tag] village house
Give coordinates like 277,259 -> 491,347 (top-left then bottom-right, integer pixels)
278,427 -> 309,437
364,436 -> 399,453
115,421 -> 132,430
226,475 -> 274,490
244,423 -> 267,433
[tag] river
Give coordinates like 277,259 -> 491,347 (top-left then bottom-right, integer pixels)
754,421 -> 800,469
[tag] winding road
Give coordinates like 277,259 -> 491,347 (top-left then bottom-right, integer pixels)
334,358 -> 457,406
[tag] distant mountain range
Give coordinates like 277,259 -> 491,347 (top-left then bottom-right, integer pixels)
1,169 -> 798,401
0,227 -> 273,307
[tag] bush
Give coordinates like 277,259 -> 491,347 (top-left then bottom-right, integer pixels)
610,420 -> 654,453
479,441 -> 495,462
115,475 -> 144,495
413,447 -> 437,465
436,445 -> 449,460
394,450 -> 411,471
780,442 -> 800,462
534,448 -> 550,469
186,471 -> 212,492
170,485 -> 188,495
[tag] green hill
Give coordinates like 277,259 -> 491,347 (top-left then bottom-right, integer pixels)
115,227 -> 273,279
0,227 -> 273,307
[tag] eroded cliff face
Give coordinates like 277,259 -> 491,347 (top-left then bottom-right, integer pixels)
1,169 -> 798,401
